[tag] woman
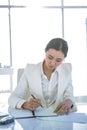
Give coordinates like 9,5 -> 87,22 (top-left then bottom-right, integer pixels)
8,38 -> 77,115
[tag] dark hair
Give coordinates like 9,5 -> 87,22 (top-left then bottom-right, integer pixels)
45,38 -> 68,57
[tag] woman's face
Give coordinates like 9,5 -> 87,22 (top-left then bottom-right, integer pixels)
44,49 -> 65,71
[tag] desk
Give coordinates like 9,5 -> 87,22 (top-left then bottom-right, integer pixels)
0,104 -> 87,130
0,117 -> 87,130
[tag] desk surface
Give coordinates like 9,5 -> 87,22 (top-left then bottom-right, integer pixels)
0,118 -> 87,130
0,104 -> 87,130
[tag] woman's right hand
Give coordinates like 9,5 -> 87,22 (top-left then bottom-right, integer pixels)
21,98 -> 40,111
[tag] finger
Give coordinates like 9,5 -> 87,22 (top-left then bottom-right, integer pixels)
54,103 -> 64,113
56,109 -> 65,115
65,108 -> 71,115
31,99 -> 41,105
55,105 -> 68,115
30,101 -> 40,110
26,99 -> 41,110
33,100 -> 41,107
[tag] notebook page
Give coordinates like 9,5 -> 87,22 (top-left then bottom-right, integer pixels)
35,107 -> 57,117
8,108 -> 33,118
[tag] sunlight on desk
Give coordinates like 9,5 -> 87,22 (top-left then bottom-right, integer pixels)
0,99 -> 87,130
0,94 -> 87,130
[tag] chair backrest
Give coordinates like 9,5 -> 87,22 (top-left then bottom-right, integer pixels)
17,68 -> 24,83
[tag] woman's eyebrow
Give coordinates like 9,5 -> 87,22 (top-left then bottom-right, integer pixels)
48,54 -> 63,61
48,54 -> 53,57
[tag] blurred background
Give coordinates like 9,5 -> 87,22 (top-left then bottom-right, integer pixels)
0,0 -> 87,104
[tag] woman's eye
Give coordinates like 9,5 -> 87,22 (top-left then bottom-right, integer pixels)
48,56 -> 53,60
56,59 -> 63,62
56,60 -> 61,62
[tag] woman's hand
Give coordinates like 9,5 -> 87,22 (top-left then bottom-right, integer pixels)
21,98 -> 40,111
54,99 -> 73,115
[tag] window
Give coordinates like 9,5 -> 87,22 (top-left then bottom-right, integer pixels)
64,0 -> 87,6
0,0 -> 87,97
0,9 -> 10,67
0,1 -> 13,94
64,9 -> 87,96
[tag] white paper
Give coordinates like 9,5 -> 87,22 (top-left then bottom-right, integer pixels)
8,107 -> 56,118
0,111 -> 9,118
8,107 -> 87,123
37,112 -> 87,123
8,108 -> 33,118
35,107 -> 57,117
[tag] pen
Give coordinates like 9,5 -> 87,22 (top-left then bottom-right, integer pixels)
31,94 -> 43,108
32,110 -> 35,117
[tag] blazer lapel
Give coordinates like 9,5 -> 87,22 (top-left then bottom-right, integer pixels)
30,64 -> 46,105
56,65 -> 66,103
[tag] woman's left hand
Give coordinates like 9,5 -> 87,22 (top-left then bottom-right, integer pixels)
54,99 -> 73,115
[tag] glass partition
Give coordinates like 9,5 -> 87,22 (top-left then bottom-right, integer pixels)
64,9 -> 87,96
0,9 -> 10,66
0,0 -> 8,5
0,0 -> 87,99
64,0 -> 87,6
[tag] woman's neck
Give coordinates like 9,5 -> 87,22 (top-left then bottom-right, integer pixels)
43,62 -> 54,80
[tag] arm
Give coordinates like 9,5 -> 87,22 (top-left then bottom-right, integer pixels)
8,69 -> 30,109
8,65 -> 42,110
54,63 -> 77,115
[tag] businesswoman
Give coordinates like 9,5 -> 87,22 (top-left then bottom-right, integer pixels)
8,38 -> 77,115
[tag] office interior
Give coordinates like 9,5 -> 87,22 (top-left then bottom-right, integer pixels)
0,0 -> 87,105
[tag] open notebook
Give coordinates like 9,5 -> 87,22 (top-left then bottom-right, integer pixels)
8,107 -> 87,123
0,112 -> 9,118
8,107 -> 57,119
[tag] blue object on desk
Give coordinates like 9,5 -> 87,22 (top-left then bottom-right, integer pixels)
0,115 -> 14,125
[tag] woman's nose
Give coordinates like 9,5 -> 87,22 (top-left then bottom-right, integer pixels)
50,60 -> 56,66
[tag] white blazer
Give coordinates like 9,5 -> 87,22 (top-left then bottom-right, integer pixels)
8,62 -> 77,111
